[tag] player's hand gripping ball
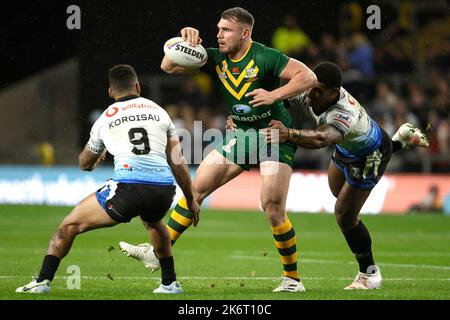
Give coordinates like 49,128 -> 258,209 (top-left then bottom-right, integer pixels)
163,37 -> 207,68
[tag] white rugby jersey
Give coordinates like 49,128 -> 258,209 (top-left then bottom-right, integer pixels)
87,96 -> 176,185
289,87 -> 381,157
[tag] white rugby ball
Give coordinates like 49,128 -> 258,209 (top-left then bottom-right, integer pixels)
163,37 -> 208,68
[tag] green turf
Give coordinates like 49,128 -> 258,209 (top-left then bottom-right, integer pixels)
0,205 -> 449,300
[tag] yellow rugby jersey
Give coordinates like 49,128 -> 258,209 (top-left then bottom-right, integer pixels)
202,41 -> 294,130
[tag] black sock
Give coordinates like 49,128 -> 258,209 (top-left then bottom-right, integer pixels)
37,255 -> 61,282
342,221 -> 376,274
392,140 -> 403,153
160,256 -> 176,285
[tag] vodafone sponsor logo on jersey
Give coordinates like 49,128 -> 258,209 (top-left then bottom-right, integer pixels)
106,107 -> 119,117
106,101 -> 159,117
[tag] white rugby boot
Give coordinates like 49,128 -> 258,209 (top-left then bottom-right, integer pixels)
272,276 -> 306,292
153,281 -> 183,294
16,279 -> 51,293
392,123 -> 429,149
119,242 -> 160,272
344,267 -> 382,290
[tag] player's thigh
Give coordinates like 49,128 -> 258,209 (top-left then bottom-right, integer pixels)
193,149 -> 244,201
61,193 -> 118,233
328,161 -> 345,198
260,161 -> 292,211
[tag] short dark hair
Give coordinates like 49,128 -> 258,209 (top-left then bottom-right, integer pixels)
221,7 -> 254,27
313,62 -> 343,89
108,64 -> 138,92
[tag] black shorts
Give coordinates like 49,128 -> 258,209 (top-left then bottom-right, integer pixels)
332,128 -> 392,190
95,180 -> 176,223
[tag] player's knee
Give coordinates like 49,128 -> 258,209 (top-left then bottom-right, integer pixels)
262,200 -> 284,225
334,203 -> 347,227
58,222 -> 83,236
192,183 -> 208,203
334,206 -> 358,231
335,214 -> 347,230
267,214 -> 285,226
334,200 -> 345,217
261,198 -> 279,212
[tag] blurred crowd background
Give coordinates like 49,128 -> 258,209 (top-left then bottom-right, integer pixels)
1,0 -> 449,173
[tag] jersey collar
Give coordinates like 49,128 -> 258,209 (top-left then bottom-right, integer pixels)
115,95 -> 140,102
229,41 -> 253,63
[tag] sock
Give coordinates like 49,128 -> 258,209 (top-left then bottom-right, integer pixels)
167,197 -> 194,245
272,218 -> 300,281
160,256 -> 176,285
342,221 -> 376,274
37,255 -> 61,282
392,140 -> 403,153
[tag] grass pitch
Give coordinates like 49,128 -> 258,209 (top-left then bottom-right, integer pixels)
0,205 -> 449,300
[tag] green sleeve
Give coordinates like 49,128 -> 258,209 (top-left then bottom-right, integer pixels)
262,46 -> 290,78
200,47 -> 220,75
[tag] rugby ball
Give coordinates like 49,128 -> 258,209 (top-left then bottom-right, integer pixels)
163,37 -> 208,68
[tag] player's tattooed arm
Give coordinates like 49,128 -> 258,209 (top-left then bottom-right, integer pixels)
262,121 -> 343,148
288,124 -> 343,148
161,55 -> 200,74
166,137 -> 201,226
78,146 -> 106,171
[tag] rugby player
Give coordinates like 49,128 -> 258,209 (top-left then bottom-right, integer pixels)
16,65 -> 199,294
261,62 -> 429,289
119,7 -> 317,292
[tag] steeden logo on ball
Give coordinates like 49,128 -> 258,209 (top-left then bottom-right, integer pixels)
164,37 -> 207,68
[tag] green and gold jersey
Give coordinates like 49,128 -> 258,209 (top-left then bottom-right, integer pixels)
202,41 -> 294,130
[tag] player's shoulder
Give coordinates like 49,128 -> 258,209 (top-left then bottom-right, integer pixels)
135,96 -> 161,108
252,41 -> 289,71
252,41 -> 285,56
205,47 -> 223,61
206,47 -> 220,54
137,97 -> 172,117
99,97 -> 170,120
333,87 -> 359,115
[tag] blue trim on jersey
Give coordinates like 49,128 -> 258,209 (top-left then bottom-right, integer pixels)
343,166 -> 377,190
96,184 -> 111,209
331,159 -> 344,172
112,167 -> 174,185
113,179 -> 174,186
336,145 -> 357,158
336,119 -> 382,158
332,153 -> 378,190
332,160 -> 377,190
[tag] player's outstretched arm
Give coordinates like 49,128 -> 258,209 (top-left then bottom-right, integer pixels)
161,55 -> 200,74
287,124 -> 343,149
262,120 -> 343,149
160,27 -> 203,75
246,59 -> 316,107
276,59 -> 317,101
78,146 -> 106,171
165,137 -> 200,225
